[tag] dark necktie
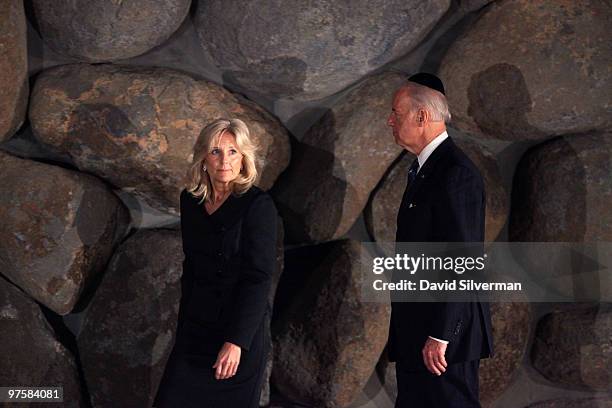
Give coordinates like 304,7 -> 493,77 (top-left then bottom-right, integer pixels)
407,158 -> 420,187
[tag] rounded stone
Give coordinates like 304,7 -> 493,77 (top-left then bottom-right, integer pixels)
510,133 -> 612,242
480,302 -> 532,406
77,229 -> 183,407
0,150 -> 130,315
525,397 -> 612,408
31,0 -> 191,61
195,0 -> 450,100
0,277 -> 84,406
0,0 -> 28,142
439,0 -> 611,141
29,63 -> 290,215
531,304 -> 611,391
509,134 -> 611,300
272,240 -> 390,407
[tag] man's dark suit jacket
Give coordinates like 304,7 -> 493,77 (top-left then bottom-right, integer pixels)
388,136 -> 494,369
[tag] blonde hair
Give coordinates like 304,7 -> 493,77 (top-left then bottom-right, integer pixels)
185,118 -> 258,203
401,82 -> 451,123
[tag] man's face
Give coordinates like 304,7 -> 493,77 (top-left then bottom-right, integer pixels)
387,89 -> 420,153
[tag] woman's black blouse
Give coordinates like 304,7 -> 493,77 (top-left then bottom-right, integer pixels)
178,186 -> 277,351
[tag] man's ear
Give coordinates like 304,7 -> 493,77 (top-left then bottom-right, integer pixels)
417,109 -> 426,125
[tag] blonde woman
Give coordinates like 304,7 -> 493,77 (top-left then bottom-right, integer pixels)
154,118 -> 277,408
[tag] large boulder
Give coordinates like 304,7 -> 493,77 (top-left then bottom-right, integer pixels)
480,302 -> 532,407
439,0 -> 611,141
29,64 -> 290,215
272,240 -> 390,407
0,151 -> 130,315
31,0 -> 190,62
525,397 -> 612,408
531,304 -> 611,391
195,0 -> 450,100
272,72 -> 406,244
510,133 -> 612,242
0,0 -> 28,142
509,134 -> 611,300
77,229 -> 183,407
0,277 -> 83,407
366,135 -> 508,243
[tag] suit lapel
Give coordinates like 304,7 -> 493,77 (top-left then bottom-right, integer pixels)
403,137 -> 454,203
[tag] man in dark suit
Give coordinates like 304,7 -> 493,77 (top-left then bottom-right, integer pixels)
386,73 -> 493,407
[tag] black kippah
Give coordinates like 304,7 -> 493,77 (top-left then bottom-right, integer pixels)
408,72 -> 445,95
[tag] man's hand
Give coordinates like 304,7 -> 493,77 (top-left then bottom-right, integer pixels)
213,342 -> 241,380
422,337 -> 448,375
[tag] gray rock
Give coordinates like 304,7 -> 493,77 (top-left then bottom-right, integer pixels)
439,0 -> 611,141
31,0 -> 190,62
510,133 -> 612,242
272,72 -> 406,244
77,229 -> 183,407
509,134 -> 611,300
0,277 -> 83,407
0,151 -> 130,315
29,63 -> 290,215
365,136 -> 508,243
272,240 -> 390,407
525,397 -> 612,408
480,302 -> 532,407
195,0 -> 450,100
531,304 -> 611,391
0,0 -> 28,142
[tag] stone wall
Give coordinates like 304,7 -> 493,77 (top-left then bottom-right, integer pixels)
0,0 -> 610,407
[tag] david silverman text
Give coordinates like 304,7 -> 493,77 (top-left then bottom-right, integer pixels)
373,279 -> 522,291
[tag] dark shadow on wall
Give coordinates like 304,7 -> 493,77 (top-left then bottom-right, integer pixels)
40,303 -> 93,407
271,241 -> 338,330
421,3 -> 489,74
270,109 -> 348,245
270,240 -> 355,406
467,63 -> 547,141
363,150 -> 408,243
285,106 -> 332,141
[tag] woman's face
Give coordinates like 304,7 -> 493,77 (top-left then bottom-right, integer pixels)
204,132 -> 243,185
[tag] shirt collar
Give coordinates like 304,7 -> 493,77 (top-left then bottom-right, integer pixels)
417,130 -> 449,171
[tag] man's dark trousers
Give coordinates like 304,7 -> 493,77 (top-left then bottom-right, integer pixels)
395,361 -> 480,408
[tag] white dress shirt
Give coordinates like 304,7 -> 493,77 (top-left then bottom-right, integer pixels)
416,130 -> 448,173
417,130 -> 451,345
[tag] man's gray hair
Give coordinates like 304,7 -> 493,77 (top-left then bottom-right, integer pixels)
402,82 -> 451,123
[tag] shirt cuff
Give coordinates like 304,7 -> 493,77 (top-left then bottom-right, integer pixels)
429,335 -> 449,344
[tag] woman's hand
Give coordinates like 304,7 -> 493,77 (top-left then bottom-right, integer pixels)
213,342 -> 241,380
